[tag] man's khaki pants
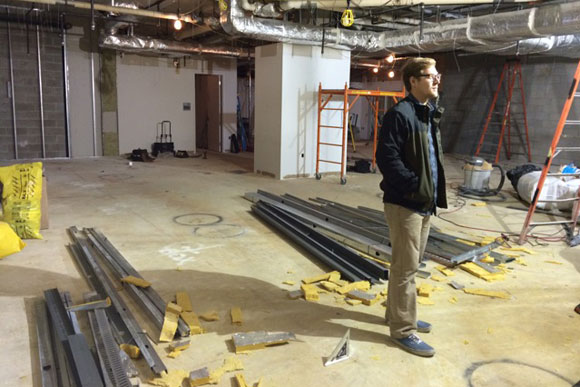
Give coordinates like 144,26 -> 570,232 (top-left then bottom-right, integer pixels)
384,203 -> 431,339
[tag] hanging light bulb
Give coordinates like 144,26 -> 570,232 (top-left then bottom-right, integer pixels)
388,70 -> 395,78
174,19 -> 183,30
372,67 -> 379,74
386,54 -> 395,63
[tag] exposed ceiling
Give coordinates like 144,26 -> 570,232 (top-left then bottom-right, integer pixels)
2,0 -> 580,62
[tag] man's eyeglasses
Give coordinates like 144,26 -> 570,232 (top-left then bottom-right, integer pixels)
417,73 -> 441,82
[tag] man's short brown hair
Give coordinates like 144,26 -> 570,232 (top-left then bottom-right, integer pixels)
402,57 -> 436,90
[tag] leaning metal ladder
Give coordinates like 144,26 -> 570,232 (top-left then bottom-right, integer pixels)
518,60 -> 580,244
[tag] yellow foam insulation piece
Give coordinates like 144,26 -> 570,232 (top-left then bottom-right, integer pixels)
168,350 -> 183,359
545,260 -> 563,265
329,278 -> 348,287
347,291 -> 379,305
417,297 -> 435,305
456,239 -> 476,246
209,357 -> 244,384
301,284 -> 319,301
380,289 -> 388,296
463,288 -> 511,299
460,262 -> 505,282
463,340 -> 469,345
430,275 -> 446,282
235,374 -> 249,387
480,256 -> 494,263
256,377 -> 264,387
515,258 -> 528,266
480,236 -> 497,245
417,283 -> 433,297
487,327 -> 493,334
500,246 -> 537,255
148,369 -> 189,387
320,281 -> 340,292
336,281 -> 370,295
176,292 -> 193,312
200,311 -> 220,321
328,271 -> 341,282
471,201 -> 487,207
120,275 -> 151,288
435,266 -> 455,277
448,296 -> 458,304
231,307 -> 243,325
302,271 -> 340,284
282,280 -> 295,286
160,302 -> 183,342
182,311 -> 204,334
346,299 -> 362,306
120,344 -> 140,359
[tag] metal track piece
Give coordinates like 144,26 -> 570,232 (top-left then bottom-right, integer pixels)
67,227 -> 167,375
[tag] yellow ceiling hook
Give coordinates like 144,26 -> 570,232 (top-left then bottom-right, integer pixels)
341,9 -> 354,27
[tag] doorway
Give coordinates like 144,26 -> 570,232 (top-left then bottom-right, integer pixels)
195,74 -> 222,152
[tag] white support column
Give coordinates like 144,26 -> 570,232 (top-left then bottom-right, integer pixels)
254,43 -> 350,179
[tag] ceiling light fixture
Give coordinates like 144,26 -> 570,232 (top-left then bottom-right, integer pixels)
372,67 -> 379,74
386,54 -> 395,63
174,19 -> 183,30
388,70 -> 395,78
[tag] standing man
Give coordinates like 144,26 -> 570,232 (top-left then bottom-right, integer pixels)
376,57 -> 447,357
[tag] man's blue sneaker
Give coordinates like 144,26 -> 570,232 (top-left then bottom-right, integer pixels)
386,319 -> 432,333
417,320 -> 432,333
391,334 -> 435,357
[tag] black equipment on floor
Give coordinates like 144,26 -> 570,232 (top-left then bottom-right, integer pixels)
152,120 -> 175,156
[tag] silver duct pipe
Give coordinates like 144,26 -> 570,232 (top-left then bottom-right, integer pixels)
106,1 -> 139,35
222,0 -> 580,55
100,34 -> 246,57
221,0 -> 383,50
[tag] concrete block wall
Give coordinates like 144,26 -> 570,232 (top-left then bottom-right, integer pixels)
435,53 -> 580,166
0,25 -> 66,160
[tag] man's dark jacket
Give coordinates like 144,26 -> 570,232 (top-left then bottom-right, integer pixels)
376,95 -> 447,213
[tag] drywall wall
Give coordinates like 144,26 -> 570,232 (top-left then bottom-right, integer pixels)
254,43 -> 350,179
280,44 -> 351,179
117,55 -> 236,155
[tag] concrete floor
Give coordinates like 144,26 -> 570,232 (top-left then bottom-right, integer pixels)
1,151 -> 579,387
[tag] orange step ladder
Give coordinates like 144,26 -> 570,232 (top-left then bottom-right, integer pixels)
475,60 -> 532,163
518,60 -> 580,245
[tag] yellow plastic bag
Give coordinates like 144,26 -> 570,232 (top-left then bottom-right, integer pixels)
0,221 -> 26,259
0,162 -> 43,239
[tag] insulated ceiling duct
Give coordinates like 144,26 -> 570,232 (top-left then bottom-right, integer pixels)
100,34 -> 246,57
220,0 -> 580,57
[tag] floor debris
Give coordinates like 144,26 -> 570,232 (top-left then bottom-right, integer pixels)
120,344 -> 140,359
300,284 -> 319,302
189,367 -> 211,387
463,288 -> 511,299
160,302 -> 183,342
148,369 -> 189,387
176,291 -> 193,312
199,311 -> 220,321
282,280 -> 295,286
182,311 -> 204,334
417,297 -> 435,305
231,307 -> 243,325
120,275 -> 151,288
232,331 -> 296,353
346,290 -> 379,305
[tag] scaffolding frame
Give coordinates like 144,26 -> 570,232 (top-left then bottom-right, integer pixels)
316,83 -> 405,184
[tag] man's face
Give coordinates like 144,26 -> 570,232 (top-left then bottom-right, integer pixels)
410,65 -> 440,102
